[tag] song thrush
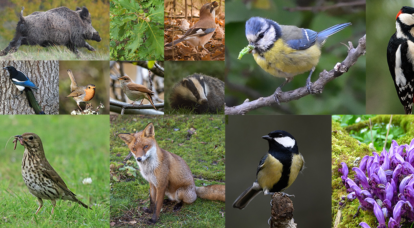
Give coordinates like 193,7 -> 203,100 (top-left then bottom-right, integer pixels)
14,133 -> 90,214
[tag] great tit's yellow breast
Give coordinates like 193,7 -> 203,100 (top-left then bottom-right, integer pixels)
257,154 -> 282,191
253,39 -> 322,78
286,153 -> 304,189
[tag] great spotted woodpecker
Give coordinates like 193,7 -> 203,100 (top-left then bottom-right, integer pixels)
387,6 -> 414,114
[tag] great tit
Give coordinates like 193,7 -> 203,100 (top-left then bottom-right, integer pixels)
245,17 -> 351,103
3,66 -> 39,98
387,6 -> 414,114
233,130 -> 304,210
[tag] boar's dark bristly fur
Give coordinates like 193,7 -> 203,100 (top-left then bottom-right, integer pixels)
0,6 -> 101,57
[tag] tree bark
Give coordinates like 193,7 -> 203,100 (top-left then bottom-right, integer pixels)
0,61 -> 59,114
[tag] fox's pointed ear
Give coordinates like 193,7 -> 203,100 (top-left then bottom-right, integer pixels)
144,123 -> 155,138
118,133 -> 134,144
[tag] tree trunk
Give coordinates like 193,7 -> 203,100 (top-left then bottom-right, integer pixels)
0,61 -> 59,114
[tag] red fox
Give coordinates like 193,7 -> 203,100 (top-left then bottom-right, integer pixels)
118,122 -> 225,223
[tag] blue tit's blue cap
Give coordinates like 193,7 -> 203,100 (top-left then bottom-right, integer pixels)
245,17 -> 267,36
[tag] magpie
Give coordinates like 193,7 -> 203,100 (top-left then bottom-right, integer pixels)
3,66 -> 38,98
3,66 -> 44,114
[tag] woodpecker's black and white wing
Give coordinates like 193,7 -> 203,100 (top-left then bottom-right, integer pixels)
387,33 -> 414,114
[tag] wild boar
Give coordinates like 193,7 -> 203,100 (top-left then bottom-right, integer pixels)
0,6 -> 101,56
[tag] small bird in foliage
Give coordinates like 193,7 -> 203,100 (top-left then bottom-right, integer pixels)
66,69 -> 96,111
118,75 -> 157,110
3,66 -> 44,114
165,1 -> 218,52
13,133 -> 90,214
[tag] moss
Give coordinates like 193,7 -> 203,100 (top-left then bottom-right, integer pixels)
332,115 -> 414,227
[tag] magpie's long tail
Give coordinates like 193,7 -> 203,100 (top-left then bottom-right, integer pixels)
24,88 -> 45,114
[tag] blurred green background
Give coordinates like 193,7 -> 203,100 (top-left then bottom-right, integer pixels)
0,0 -> 109,59
0,115 -> 109,227
59,61 -> 109,114
225,0 -> 366,114
366,0 -> 411,114
164,61 -> 225,114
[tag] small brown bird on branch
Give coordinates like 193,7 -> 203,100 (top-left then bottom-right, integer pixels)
118,75 -> 157,110
66,69 -> 96,111
14,133 -> 90,214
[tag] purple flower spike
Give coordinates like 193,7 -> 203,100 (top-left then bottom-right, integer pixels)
383,199 -> 392,212
392,164 -> 402,183
394,153 -> 405,164
361,190 -> 372,198
347,192 -> 356,201
339,162 -> 348,182
360,155 -> 369,172
381,153 -> 390,170
364,197 -> 376,206
385,183 -> 394,202
378,167 -> 387,185
399,174 -> 413,194
373,201 -> 386,226
359,222 -> 371,228
393,200 -> 404,224
388,218 -> 398,228
353,167 -> 370,189
402,162 -> 414,174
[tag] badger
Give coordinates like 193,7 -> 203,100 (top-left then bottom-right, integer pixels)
169,74 -> 224,114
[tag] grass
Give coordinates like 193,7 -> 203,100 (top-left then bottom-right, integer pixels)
0,116 -> 109,227
110,115 -> 225,227
0,42 -> 109,60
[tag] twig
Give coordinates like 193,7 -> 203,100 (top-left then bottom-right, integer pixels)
284,0 -> 366,12
225,34 -> 366,115
110,99 -> 164,110
123,61 -> 164,77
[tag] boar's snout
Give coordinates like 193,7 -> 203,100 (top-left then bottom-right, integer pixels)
92,32 -> 101,42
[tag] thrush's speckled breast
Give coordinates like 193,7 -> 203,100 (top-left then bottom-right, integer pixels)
14,133 -> 90,214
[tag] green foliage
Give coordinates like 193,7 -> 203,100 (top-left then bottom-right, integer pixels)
110,115 -> 225,227
110,0 -> 164,60
0,0 -> 109,59
0,116 -> 109,227
333,115 -> 406,151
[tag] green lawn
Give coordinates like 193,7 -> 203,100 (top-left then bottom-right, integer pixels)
0,41 -> 109,60
110,115 -> 225,227
0,115 -> 109,227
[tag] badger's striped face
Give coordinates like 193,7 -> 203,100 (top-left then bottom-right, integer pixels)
180,76 -> 208,104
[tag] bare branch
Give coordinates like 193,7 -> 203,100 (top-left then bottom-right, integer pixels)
225,34 -> 366,115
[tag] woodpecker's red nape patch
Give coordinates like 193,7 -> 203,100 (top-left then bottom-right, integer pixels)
396,9 -> 402,20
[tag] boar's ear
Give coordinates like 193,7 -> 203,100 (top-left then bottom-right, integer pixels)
75,7 -> 81,11
80,6 -> 90,19
118,133 -> 134,144
144,123 -> 155,138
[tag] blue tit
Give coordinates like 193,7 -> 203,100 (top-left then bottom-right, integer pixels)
245,17 -> 351,103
